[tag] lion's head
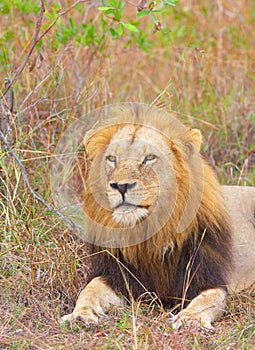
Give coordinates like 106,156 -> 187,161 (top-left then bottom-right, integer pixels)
80,103 -> 226,250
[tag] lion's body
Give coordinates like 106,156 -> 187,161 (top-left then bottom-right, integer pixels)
222,186 -> 255,291
61,104 -> 254,329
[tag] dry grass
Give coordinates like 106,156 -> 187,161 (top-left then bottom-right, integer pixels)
0,0 -> 255,349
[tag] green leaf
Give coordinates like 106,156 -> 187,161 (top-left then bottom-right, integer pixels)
109,27 -> 119,39
148,1 -> 155,11
125,39 -> 132,49
136,10 -> 151,18
108,0 -> 118,6
69,17 -> 74,29
52,3 -> 61,11
105,9 -> 117,15
117,23 -> 124,36
98,6 -> 114,11
165,0 -> 178,6
122,23 -> 139,33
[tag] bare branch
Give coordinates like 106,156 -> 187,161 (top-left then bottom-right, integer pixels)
38,0 -> 89,43
4,0 -> 89,94
0,78 -> 15,141
0,129 -> 82,233
4,0 -> 45,94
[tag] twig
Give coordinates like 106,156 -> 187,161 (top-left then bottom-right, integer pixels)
4,0 -> 45,94
4,0 -> 89,95
37,0 -> 89,43
19,72 -> 52,109
0,129 -> 81,232
0,78 -> 14,139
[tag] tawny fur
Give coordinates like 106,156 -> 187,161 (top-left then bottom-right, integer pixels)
62,103 -> 234,328
83,104 -> 231,298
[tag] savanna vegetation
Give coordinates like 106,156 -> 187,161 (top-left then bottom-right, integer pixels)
0,0 -> 254,349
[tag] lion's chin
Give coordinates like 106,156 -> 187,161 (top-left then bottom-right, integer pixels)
112,205 -> 149,227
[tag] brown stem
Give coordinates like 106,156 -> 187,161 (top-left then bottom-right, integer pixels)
4,0 -> 89,94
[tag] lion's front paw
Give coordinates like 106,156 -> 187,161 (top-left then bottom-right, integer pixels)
61,277 -> 121,326
171,288 -> 226,330
61,307 -> 99,325
171,309 -> 213,330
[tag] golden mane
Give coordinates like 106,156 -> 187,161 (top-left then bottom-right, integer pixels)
61,103 -> 233,329
82,104 -> 231,297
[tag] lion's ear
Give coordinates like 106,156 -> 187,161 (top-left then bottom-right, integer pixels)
178,128 -> 203,158
187,129 -> 203,151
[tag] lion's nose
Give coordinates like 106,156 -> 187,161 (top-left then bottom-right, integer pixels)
110,182 -> 137,195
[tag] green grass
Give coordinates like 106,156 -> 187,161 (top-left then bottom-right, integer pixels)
0,0 -> 255,349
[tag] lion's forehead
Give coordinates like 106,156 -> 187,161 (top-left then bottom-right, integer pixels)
108,125 -> 170,158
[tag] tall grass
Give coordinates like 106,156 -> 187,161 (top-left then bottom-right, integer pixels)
0,0 -> 254,348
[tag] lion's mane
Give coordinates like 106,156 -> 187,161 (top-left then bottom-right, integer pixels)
82,103 -> 232,307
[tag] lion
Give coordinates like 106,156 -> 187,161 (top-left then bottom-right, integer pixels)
61,103 -> 255,329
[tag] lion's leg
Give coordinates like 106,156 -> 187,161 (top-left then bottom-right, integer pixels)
172,287 -> 226,329
61,277 -> 121,324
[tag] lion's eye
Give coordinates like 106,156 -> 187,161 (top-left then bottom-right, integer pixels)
106,155 -> 117,164
143,154 -> 157,164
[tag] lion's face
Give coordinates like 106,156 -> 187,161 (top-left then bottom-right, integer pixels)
82,104 -> 204,247
102,125 -> 176,227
